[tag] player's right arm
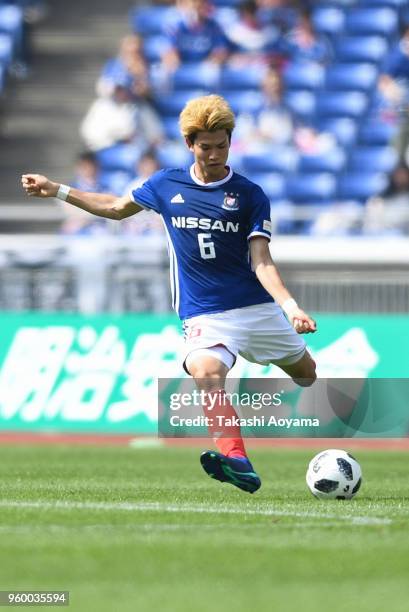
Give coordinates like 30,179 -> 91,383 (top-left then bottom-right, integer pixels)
21,173 -> 143,220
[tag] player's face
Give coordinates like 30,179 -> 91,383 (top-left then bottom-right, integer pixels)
188,130 -> 230,183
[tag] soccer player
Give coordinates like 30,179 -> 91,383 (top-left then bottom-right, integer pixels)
22,94 -> 316,494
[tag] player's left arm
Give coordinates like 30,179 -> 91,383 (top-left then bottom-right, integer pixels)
249,236 -> 317,334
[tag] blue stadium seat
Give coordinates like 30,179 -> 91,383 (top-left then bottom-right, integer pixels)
283,62 -> 324,91
162,117 -> 181,140
251,173 -> 286,202
335,36 -> 388,64
312,6 -> 345,36
297,148 -> 346,173
358,120 -> 397,145
315,91 -> 367,118
222,91 -> 264,114
142,35 -> 168,63
325,63 -> 377,92
0,32 -> 12,66
130,6 -> 174,36
241,147 -> 297,174
344,8 -> 398,36
337,172 -> 388,201
154,90 -> 207,117
286,173 -> 336,203
0,3 -> 23,60
0,4 -> 22,38
212,0 -> 242,7
348,146 -> 398,173
220,66 -> 266,91
0,61 -> 5,92
95,144 -> 140,173
173,63 -> 220,91
358,0 -> 405,6
284,90 -> 316,121
157,142 -> 193,168
316,118 -> 357,147
100,170 -> 133,196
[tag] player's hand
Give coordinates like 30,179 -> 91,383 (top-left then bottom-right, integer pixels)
289,307 -> 317,334
21,173 -> 59,198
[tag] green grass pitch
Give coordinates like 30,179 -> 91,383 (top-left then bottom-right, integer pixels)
0,445 -> 408,612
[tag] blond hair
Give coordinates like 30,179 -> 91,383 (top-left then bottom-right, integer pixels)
179,95 -> 235,143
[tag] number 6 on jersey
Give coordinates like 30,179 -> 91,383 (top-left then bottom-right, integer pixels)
198,233 -> 216,259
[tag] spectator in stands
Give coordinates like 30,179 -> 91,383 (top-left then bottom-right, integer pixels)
233,67 -> 293,151
384,24 -> 409,84
119,150 -> 164,235
293,125 -> 336,156
80,73 -> 163,152
381,26 -> 409,159
161,0 -> 229,71
60,152 -> 108,235
278,8 -> 331,65
125,149 -> 160,193
96,34 -> 151,99
363,163 -> 409,235
256,0 -> 299,35
224,0 -> 279,66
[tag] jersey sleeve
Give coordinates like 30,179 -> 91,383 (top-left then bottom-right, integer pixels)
247,184 -> 272,241
129,170 -> 164,214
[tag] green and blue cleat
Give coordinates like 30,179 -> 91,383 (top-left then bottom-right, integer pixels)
200,451 -> 261,494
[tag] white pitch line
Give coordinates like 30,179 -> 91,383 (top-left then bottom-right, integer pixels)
0,499 -> 392,526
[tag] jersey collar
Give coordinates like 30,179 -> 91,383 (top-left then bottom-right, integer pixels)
190,164 -> 233,187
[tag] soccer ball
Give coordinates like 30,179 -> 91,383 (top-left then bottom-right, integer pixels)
306,449 -> 362,500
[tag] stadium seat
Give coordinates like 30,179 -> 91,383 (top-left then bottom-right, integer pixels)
283,62 -> 324,91
220,66 -> 266,91
0,61 -> 5,92
154,90 -> 207,117
348,146 -> 398,173
315,91 -> 367,118
0,32 -> 12,67
241,147 -> 297,174
130,6 -> 174,36
344,8 -> 398,36
162,117 -> 181,140
297,148 -> 346,173
251,173 -> 286,202
312,6 -> 345,36
358,0 -> 405,6
358,120 -> 398,145
286,173 -> 336,203
95,144 -> 140,174
316,118 -> 357,147
337,172 -> 388,201
284,90 -> 316,121
173,63 -> 220,91
157,142 -> 193,168
0,4 -> 22,38
222,91 -> 264,114
325,63 -> 377,92
100,170 -> 133,196
212,0 -> 242,7
335,36 -> 388,64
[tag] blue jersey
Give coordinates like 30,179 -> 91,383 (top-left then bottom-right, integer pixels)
165,16 -> 228,63
131,165 -> 274,320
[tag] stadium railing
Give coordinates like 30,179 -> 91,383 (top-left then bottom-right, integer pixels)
0,234 -> 408,314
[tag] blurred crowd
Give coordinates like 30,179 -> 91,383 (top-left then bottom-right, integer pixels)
60,0 -> 409,236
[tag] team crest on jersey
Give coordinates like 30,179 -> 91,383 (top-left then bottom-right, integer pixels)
222,192 -> 240,211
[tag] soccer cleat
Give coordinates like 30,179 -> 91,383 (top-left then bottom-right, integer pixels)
200,451 -> 261,494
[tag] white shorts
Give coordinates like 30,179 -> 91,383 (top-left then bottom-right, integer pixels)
183,302 -> 306,372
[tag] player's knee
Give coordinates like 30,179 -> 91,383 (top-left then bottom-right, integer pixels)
189,358 -> 227,391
